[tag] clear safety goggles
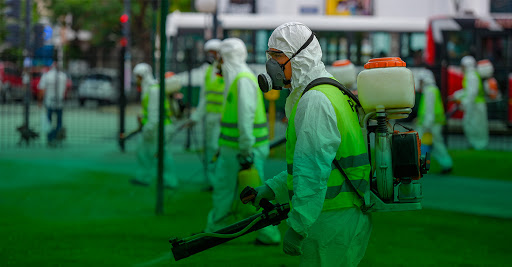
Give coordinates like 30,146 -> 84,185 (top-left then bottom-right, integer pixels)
265,50 -> 285,60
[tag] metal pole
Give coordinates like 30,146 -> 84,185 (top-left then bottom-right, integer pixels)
185,47 -> 192,150
23,0 -> 32,145
119,45 -> 126,151
156,0 -> 169,215
151,0 -> 158,77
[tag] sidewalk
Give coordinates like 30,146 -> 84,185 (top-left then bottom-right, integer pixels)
1,142 -> 511,219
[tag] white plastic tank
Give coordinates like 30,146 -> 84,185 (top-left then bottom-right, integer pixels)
477,59 -> 494,79
331,59 -> 357,89
357,57 -> 415,114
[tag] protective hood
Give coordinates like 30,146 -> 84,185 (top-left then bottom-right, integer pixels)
416,69 -> 436,88
220,38 -> 253,88
268,22 -> 332,117
461,55 -> 476,72
204,38 -> 222,52
133,63 -> 157,94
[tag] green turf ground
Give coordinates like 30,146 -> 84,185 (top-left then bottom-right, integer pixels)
1,160 -> 511,266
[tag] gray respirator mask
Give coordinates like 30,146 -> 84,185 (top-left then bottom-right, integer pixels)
258,32 -> 315,93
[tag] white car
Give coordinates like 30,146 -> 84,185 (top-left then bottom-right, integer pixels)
78,69 -> 118,106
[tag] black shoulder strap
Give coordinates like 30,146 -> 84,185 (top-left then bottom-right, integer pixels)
301,77 -> 361,107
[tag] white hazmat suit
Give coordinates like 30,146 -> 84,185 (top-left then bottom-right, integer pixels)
457,56 -> 489,150
190,39 -> 225,185
132,63 -> 178,188
262,22 -> 372,266
415,71 -> 453,173
205,38 -> 281,245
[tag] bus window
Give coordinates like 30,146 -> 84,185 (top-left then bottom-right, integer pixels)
480,35 -> 509,67
401,32 -> 426,66
361,36 -> 372,63
444,30 -> 473,65
338,37 -> 348,60
327,36 -> 338,63
372,32 -> 391,58
317,35 -> 328,63
255,30 -> 270,64
225,29 -> 255,63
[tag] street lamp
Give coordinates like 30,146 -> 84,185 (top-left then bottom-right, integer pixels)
195,0 -> 217,13
195,0 -> 219,39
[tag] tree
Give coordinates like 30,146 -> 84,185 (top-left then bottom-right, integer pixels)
42,0 -> 194,67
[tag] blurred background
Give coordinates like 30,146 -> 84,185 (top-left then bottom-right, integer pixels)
0,0 -> 511,266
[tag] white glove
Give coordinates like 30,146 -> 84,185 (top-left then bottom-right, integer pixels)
283,227 -> 305,256
253,184 -> 275,210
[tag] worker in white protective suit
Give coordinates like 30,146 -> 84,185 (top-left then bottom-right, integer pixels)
205,38 -> 281,245
251,22 -> 372,266
415,71 -> 453,174
188,39 -> 226,189
130,63 -> 179,189
452,56 -> 489,150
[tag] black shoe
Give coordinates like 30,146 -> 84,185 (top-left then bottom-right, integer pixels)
130,179 -> 149,187
201,185 -> 213,192
254,239 -> 280,246
440,167 -> 453,175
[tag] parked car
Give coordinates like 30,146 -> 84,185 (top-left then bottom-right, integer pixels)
0,62 -> 23,102
77,68 -> 118,106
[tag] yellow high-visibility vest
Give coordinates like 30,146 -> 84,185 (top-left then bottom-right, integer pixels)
205,65 -> 225,114
417,85 -> 446,125
219,72 -> 268,148
141,84 -> 172,125
286,83 -> 370,210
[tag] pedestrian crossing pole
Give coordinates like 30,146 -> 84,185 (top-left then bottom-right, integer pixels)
156,0 -> 169,215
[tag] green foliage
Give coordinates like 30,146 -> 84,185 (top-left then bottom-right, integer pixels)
45,0 -> 124,47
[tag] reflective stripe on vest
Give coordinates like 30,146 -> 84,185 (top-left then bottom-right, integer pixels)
417,85 -> 446,125
205,65 -> 225,114
462,71 -> 485,103
219,72 -> 269,148
286,83 -> 370,211
141,84 -> 172,125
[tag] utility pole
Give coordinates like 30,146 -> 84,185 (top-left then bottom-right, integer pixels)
119,0 -> 131,151
151,0 -> 158,77
21,0 -> 36,145
156,0 -> 169,215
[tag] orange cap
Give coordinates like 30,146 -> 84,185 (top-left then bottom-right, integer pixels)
364,57 -> 406,69
165,71 -> 175,78
477,59 -> 491,66
332,59 -> 352,67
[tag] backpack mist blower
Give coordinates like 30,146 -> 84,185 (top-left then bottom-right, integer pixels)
169,187 -> 288,261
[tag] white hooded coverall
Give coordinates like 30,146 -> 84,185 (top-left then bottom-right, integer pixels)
205,38 -> 281,244
190,39 -> 225,183
133,63 -> 178,188
264,22 -> 372,266
416,72 -> 453,171
458,56 -> 489,150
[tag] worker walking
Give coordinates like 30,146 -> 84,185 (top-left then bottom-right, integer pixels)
189,39 -> 226,189
454,55 -> 489,150
205,38 -> 281,245
130,63 -> 178,189
416,71 -> 453,174
251,22 -> 372,266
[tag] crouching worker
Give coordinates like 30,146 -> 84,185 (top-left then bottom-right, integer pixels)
251,22 -> 372,266
130,63 -> 179,190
